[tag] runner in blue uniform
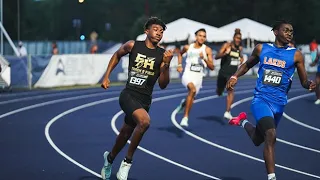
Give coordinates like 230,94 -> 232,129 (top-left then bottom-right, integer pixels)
310,51 -> 320,104
226,20 -> 316,180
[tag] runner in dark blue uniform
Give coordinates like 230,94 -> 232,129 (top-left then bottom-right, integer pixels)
226,20 -> 316,180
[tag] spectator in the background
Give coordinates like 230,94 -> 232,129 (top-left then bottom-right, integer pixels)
309,38 -> 318,63
17,41 -> 27,57
90,44 -> 98,54
52,42 -> 59,55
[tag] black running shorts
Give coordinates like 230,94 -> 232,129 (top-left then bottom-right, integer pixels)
217,73 -> 231,95
119,88 -> 151,127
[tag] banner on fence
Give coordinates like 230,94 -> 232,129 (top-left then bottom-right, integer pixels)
34,54 -> 112,88
0,55 -> 11,87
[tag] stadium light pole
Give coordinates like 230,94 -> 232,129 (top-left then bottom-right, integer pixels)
0,0 -> 3,55
17,0 -> 20,42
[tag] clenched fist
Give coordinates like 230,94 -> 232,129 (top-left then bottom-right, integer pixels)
163,50 -> 174,64
226,76 -> 237,91
101,78 -> 110,90
308,80 -> 316,92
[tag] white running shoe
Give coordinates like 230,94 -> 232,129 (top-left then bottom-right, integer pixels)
224,111 -> 233,120
180,117 -> 189,127
116,160 -> 132,180
315,99 -> 320,105
101,151 -> 112,180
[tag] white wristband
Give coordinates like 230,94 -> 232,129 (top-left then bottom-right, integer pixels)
230,76 -> 238,81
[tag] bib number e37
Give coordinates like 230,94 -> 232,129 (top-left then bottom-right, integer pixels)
230,58 -> 240,66
190,64 -> 203,72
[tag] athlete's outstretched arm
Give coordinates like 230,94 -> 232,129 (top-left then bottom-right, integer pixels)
159,50 -> 174,89
226,44 -> 262,90
294,50 -> 316,90
204,47 -> 214,70
177,45 -> 189,73
215,43 -> 230,59
101,40 -> 134,89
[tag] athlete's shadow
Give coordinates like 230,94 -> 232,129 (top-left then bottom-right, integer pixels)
157,126 -> 185,138
304,98 -> 316,103
197,115 -> 227,126
156,126 -> 195,138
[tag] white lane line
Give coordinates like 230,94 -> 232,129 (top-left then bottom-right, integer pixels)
283,93 -> 320,132
231,95 -> 320,154
45,93 -> 222,180
171,89 -> 320,179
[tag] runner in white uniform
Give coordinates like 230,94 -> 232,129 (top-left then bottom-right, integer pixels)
176,28 -> 214,127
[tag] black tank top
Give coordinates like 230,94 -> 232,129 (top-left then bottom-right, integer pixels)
125,41 -> 165,97
219,45 -> 241,76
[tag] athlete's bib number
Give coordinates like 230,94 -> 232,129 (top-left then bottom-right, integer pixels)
128,72 -> 148,88
263,69 -> 283,86
190,64 -> 203,72
230,58 -> 239,66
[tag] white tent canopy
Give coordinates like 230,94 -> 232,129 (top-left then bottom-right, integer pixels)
219,18 -> 275,42
136,18 -> 232,43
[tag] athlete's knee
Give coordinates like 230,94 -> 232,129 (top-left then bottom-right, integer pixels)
189,88 -> 196,96
227,88 -> 234,94
264,129 -> 276,145
133,109 -> 150,131
188,85 -> 197,96
256,116 -> 276,145
137,117 -> 150,130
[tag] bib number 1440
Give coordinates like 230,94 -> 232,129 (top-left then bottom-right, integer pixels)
264,75 -> 281,84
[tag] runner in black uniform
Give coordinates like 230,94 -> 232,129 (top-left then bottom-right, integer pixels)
100,17 -> 173,180
215,28 -> 243,120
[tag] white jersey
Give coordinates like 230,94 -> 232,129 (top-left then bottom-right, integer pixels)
183,43 -> 207,77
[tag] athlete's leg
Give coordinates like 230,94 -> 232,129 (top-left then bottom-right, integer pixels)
183,82 -> 197,118
226,89 -> 234,112
102,90 -> 139,180
229,98 -> 277,179
125,108 -> 150,160
260,119 -> 276,176
216,73 -> 226,96
229,112 -> 265,146
108,121 -> 135,162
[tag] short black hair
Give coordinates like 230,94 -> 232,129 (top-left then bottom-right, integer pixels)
144,16 -> 167,31
271,20 -> 291,31
195,28 -> 206,35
